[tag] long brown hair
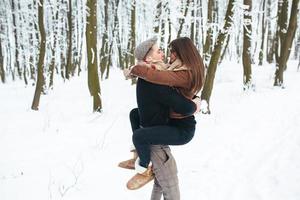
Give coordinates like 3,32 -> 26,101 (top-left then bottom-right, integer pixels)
169,37 -> 205,94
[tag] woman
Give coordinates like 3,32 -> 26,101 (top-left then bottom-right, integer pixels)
126,37 -> 205,188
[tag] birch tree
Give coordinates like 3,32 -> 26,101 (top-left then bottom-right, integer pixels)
258,0 -> 266,66
203,0 -> 214,66
177,0 -> 190,38
242,0 -> 253,90
11,0 -> 22,79
0,38 -> 4,83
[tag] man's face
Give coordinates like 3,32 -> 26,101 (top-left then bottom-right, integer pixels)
146,44 -> 164,61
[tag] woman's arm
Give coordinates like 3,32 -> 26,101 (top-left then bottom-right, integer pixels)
130,65 -> 191,89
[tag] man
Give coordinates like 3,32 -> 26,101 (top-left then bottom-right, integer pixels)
120,37 -> 200,199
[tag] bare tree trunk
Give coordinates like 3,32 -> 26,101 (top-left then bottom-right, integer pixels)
294,32 -> 300,59
242,0 -> 253,89
105,0 -> 120,79
236,31 -> 242,63
177,0 -> 190,38
31,0 -> 46,111
17,0 -> 28,85
160,15 -> 166,50
124,0 -> 136,72
0,38 -> 5,83
199,0 -> 205,49
266,0 -> 274,63
203,0 -> 214,66
100,0 -> 109,79
154,1 -> 162,34
0,2 -> 5,83
258,0 -> 266,66
65,0 -> 72,79
76,0 -> 84,76
219,34 -> 230,64
201,0 -> 235,113
167,15 -> 172,46
59,0 -> 66,80
28,3 -> 36,82
115,7 -> 124,69
190,0 -> 195,42
194,0 -> 201,49
275,0 -> 288,64
274,0 -> 299,86
11,0 -> 22,79
106,44 -> 112,79
86,0 -> 102,112
130,0 -> 136,84
49,2 -> 59,89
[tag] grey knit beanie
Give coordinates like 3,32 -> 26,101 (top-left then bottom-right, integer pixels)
134,37 -> 158,61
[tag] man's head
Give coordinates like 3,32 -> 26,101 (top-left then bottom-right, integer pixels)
134,37 -> 164,62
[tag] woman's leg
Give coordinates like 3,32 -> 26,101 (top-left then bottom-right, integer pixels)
118,108 -> 140,169
132,125 -> 195,168
129,108 -> 140,131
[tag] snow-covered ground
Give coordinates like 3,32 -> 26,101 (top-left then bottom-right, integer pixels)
1,61 -> 300,200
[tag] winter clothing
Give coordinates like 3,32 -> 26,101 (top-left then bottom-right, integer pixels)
118,150 -> 137,170
131,64 -> 194,100
150,145 -> 180,200
134,37 -> 158,61
138,58 -> 188,72
126,164 -> 154,190
166,59 -> 188,72
131,64 -> 195,119
130,64 -> 198,169
133,116 -> 195,168
135,78 -> 196,128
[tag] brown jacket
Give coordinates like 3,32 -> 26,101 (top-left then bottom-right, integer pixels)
130,65 -> 195,119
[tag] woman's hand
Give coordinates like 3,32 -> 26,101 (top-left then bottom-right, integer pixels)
123,68 -> 133,80
192,96 -> 201,114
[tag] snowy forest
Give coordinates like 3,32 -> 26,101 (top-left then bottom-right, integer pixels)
1,0 -> 300,200
0,0 -> 299,112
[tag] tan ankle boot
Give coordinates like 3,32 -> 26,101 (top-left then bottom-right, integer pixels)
126,164 -> 154,190
118,151 -> 138,170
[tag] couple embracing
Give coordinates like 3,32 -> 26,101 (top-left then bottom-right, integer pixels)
119,36 -> 205,200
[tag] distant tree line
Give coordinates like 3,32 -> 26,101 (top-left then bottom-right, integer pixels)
0,0 -> 299,112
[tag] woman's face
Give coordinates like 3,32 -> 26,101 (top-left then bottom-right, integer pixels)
169,46 -> 177,63
169,51 -> 177,64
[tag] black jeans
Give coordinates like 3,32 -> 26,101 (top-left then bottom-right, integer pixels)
130,108 -> 196,168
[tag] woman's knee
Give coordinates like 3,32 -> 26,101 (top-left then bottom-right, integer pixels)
182,130 -> 195,144
129,108 -> 139,120
130,108 -> 140,131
